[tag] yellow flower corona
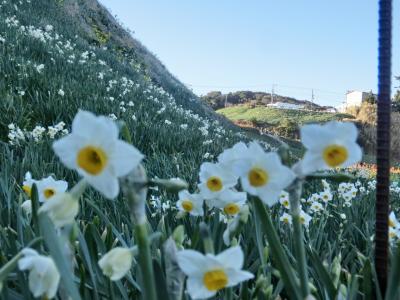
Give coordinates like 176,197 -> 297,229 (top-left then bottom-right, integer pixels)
182,200 -> 194,212
176,246 -> 253,299
322,145 -> 348,167
77,146 -> 108,175
203,269 -> 228,291
206,176 -> 223,192
248,167 -> 269,187
23,185 -> 32,197
224,203 -> 240,215
43,188 -> 55,199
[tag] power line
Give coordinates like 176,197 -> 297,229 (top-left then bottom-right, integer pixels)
185,82 -> 347,96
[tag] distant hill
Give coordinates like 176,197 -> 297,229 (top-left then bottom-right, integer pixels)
217,104 -> 354,139
201,90 -> 336,111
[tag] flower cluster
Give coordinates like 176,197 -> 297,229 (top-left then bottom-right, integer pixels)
8,122 -> 68,144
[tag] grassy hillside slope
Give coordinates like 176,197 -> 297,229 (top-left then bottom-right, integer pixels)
0,0 -> 262,186
217,105 -> 353,126
2,1 -> 398,300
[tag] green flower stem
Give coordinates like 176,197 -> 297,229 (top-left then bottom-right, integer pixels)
199,222 -> 215,254
289,179 -> 310,298
135,223 -> 157,300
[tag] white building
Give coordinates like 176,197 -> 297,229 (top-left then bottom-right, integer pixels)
336,90 -> 376,112
267,102 -> 304,110
345,91 -> 370,107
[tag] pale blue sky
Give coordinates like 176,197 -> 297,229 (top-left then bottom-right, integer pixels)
99,0 -> 400,107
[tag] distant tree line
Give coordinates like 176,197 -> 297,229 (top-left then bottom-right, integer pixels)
201,90 -> 322,110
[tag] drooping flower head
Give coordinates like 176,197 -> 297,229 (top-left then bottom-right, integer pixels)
234,142 -> 295,206
177,190 -> 204,216
198,162 -> 237,199
98,247 -> 133,281
300,121 -> 362,174
176,246 -> 254,299
22,171 -> 36,198
53,110 -> 144,199
38,193 -> 79,228
18,248 -> 60,299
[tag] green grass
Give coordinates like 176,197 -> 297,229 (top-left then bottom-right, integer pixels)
1,1 -> 400,300
217,105 -> 354,126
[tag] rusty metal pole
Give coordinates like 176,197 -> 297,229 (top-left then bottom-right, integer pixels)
375,0 -> 392,295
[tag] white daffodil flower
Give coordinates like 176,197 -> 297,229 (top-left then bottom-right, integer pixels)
299,210 -> 312,227
36,176 -> 68,203
176,246 -> 254,299
218,142 -> 249,172
22,171 -> 36,198
38,193 -> 79,228
53,110 -> 144,199
234,142 -> 295,206
389,211 -> 399,229
21,200 -> 32,215
177,190 -> 204,216
319,190 -> 333,203
279,191 -> 290,209
198,162 -> 238,199
18,248 -> 60,299
209,189 -> 247,216
310,201 -> 323,213
98,247 -> 133,281
280,212 -> 292,225
300,121 -> 362,174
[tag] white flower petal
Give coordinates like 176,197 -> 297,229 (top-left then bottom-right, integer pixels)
110,140 -> 144,177
226,269 -> 254,287
216,246 -> 243,270
52,134 -> 83,170
186,276 -> 216,299
176,250 -> 207,276
86,171 -> 119,199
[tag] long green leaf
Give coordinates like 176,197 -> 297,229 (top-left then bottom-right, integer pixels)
253,197 -> 302,300
307,247 -> 337,299
39,215 -> 82,300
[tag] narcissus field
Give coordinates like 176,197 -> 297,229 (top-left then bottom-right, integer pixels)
1,1 -> 400,300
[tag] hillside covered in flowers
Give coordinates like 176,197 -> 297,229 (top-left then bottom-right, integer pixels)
1,1 -> 400,300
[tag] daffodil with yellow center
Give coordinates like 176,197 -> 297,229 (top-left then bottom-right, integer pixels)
53,110 -> 144,199
177,190 -> 204,216
206,176 -> 223,192
203,269 -> 228,291
198,162 -> 237,199
280,212 -> 292,225
234,142 -> 295,207
22,171 -> 35,198
77,146 -> 108,175
182,200 -> 194,212
176,246 -> 254,299
248,167 -> 269,187
36,176 -> 68,203
322,145 -> 348,167
23,185 -> 32,197
208,189 -> 246,216
300,121 -> 362,174
223,203 -> 240,215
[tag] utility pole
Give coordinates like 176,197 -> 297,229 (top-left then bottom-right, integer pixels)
224,93 -> 228,107
271,84 -> 275,104
311,89 -> 315,110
